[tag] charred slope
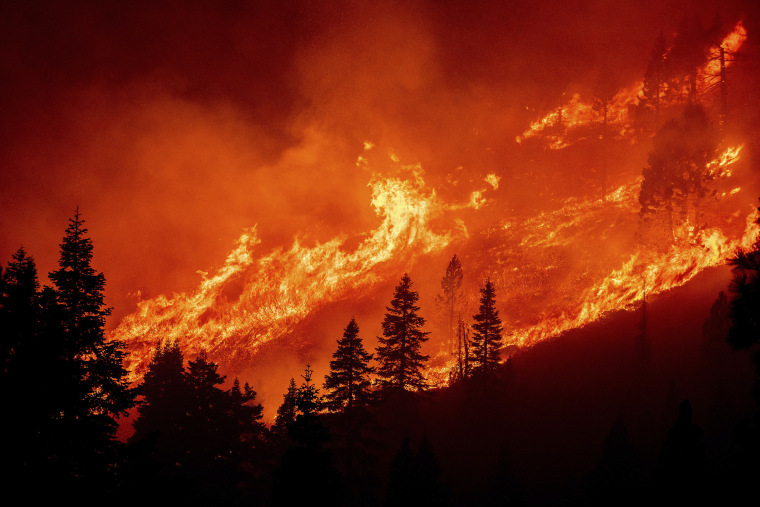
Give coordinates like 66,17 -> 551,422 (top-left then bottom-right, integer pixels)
367,264 -> 755,505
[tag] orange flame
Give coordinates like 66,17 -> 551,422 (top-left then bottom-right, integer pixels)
425,145 -> 751,386
517,22 -> 747,149
112,156 -> 492,379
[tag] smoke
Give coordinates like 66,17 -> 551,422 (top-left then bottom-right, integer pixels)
2,0 -> 759,420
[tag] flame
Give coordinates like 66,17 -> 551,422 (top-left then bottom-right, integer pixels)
707,144 -> 742,178
702,21 -> 748,82
511,211 -> 758,348
517,22 -> 747,149
425,145 -> 751,386
113,164 -> 457,379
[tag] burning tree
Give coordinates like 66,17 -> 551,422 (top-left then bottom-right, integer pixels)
639,30 -> 667,128
376,273 -> 430,393
436,254 -> 463,353
323,317 -> 375,412
450,316 -> 471,383
637,104 -> 719,249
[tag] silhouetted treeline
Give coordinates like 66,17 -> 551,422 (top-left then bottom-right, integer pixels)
4,208 -> 760,506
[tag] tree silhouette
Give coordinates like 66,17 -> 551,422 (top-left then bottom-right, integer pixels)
0,247 -> 39,377
727,201 -> 760,400
324,317 -> 375,412
273,377 -> 298,437
227,377 -> 266,455
128,343 -> 265,503
470,279 -> 504,377
183,350 -> 235,478
451,315 -> 471,383
376,274 -> 430,393
0,247 -> 47,493
130,339 -> 190,469
273,365 -> 340,506
436,255 -> 463,353
46,209 -> 135,492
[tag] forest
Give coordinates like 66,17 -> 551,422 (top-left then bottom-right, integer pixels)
2,197 -> 760,505
3,1 -> 760,506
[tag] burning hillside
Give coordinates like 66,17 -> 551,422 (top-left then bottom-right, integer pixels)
106,12 -> 760,389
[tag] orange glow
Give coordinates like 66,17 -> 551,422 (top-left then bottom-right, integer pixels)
112,157 -> 486,379
517,22 -> 747,150
424,145 -> 751,386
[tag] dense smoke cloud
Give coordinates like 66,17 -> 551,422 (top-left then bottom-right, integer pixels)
2,0 -> 758,416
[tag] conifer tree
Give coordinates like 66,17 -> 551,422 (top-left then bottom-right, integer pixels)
49,209 -> 135,421
47,209 -> 135,490
436,255 -> 463,353
323,317 -> 375,412
470,279 -> 504,376
1,247 -> 39,378
1,247 -> 45,490
376,273 -> 430,392
184,351 -> 230,466
273,365 -> 340,506
290,365 -> 325,446
273,377 -> 298,435
228,378 -> 266,451
131,339 -> 188,447
727,201 -> 760,400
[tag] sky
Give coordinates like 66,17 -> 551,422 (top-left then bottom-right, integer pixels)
2,2 -> 759,415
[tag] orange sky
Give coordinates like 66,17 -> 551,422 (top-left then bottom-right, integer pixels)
2,0 -> 759,419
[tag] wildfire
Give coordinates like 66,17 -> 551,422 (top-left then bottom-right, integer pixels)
511,210 -> 758,348
113,164 -> 459,378
425,144 -> 752,386
516,21 -> 747,149
112,152 -> 501,379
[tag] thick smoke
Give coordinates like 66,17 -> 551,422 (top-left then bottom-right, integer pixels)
1,0 -> 758,418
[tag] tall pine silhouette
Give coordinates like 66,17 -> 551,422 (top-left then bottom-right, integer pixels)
470,279 -> 504,376
47,209 -> 135,492
376,274 -> 430,393
324,317 -> 375,412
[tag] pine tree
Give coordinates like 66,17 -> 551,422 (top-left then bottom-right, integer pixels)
227,378 -> 266,452
323,317 -> 375,412
376,273 -> 430,393
436,255 -> 463,353
131,339 -> 189,448
290,365 -> 325,445
1,247 -> 45,490
470,279 -> 504,376
1,247 -> 39,378
273,377 -> 298,436
727,201 -> 760,401
184,351 -> 230,464
273,365 -> 340,506
47,209 -> 135,491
